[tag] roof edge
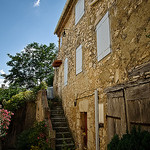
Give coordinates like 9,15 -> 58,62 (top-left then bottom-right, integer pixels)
54,0 -> 72,36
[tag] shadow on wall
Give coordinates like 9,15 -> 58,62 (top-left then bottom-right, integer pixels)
2,102 -> 36,149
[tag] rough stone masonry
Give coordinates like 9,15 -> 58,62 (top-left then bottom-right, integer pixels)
53,0 -> 150,149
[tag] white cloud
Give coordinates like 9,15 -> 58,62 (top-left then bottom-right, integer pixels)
0,79 -> 9,88
0,70 -> 5,75
0,79 -> 4,86
0,70 -> 9,88
21,49 -> 25,52
34,0 -> 40,7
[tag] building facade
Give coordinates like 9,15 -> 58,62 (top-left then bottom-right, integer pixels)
53,0 -> 150,149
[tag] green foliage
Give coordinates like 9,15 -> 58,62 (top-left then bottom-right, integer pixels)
17,121 -> 50,150
2,42 -> 57,89
45,74 -> 54,86
107,127 -> 150,150
0,87 -> 23,105
107,134 -> 120,150
32,81 -> 48,94
3,90 -> 36,111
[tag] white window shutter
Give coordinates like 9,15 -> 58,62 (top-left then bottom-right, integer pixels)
75,0 -> 84,25
64,58 -> 68,86
60,36 -> 62,47
99,103 -> 104,124
96,12 -> 111,61
76,45 -> 82,75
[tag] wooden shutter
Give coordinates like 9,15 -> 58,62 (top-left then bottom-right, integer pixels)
60,36 -> 62,47
64,58 -> 68,85
75,0 -> 84,25
76,45 -> 82,75
96,12 -> 111,61
99,103 -> 104,124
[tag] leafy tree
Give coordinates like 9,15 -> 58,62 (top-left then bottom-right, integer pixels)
2,42 -> 57,88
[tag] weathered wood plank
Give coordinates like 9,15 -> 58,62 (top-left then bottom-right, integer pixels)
125,83 -> 150,101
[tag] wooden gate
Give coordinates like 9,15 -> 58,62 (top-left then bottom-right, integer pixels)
106,62 -> 150,143
106,89 -> 127,142
125,82 -> 150,132
106,80 -> 150,143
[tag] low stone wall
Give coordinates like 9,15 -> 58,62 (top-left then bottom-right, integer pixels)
36,90 -> 56,150
1,90 -> 55,150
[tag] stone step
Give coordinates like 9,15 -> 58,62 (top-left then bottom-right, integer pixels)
50,101 -> 75,149
56,132 -> 71,138
52,122 -> 67,127
51,112 -> 65,115
51,110 -> 64,115
51,114 -> 65,119
56,137 -> 73,145
51,107 -> 63,110
51,102 -> 62,107
51,117 -> 66,122
53,127 -> 69,132
51,116 -> 65,119
56,143 -> 75,150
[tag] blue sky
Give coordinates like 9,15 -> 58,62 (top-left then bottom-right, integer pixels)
0,0 -> 66,86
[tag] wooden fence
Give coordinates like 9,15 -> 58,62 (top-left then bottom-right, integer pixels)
105,62 -> 150,143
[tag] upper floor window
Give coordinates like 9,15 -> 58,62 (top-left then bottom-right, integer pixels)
75,0 -> 84,25
96,12 -> 111,61
64,58 -> 68,86
60,36 -> 62,48
76,45 -> 82,75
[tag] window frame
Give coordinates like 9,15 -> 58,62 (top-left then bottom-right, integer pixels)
75,0 -> 85,25
64,58 -> 68,86
76,45 -> 82,75
96,12 -> 111,61
60,36 -> 62,48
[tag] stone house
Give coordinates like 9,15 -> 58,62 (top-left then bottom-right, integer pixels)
53,0 -> 150,149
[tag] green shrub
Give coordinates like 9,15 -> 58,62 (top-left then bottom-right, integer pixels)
0,87 -> 24,105
107,134 -> 120,150
17,121 -> 50,150
32,81 -> 48,94
3,90 -> 36,111
107,127 -> 150,150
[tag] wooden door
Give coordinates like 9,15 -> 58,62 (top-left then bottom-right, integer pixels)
107,90 -> 127,143
81,112 -> 87,149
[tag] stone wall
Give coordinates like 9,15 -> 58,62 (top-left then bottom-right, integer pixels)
2,102 -> 36,149
53,0 -> 150,149
2,90 -> 55,150
36,90 -> 55,149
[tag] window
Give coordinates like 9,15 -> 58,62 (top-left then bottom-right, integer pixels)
99,103 -> 104,124
64,58 -> 68,86
96,12 -> 111,61
76,45 -> 82,75
75,0 -> 84,25
60,36 -> 62,47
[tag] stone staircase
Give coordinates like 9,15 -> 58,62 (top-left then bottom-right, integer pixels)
50,102 -> 75,150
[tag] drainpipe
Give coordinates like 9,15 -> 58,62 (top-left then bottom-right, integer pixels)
95,90 -> 100,150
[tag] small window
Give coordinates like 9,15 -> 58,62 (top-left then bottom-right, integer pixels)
64,58 -> 68,86
75,0 -> 84,25
76,45 -> 82,75
99,103 -> 104,124
96,12 -> 111,61
60,36 -> 62,47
